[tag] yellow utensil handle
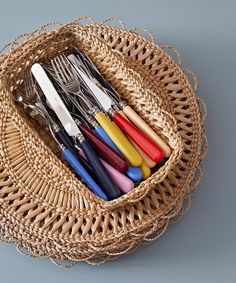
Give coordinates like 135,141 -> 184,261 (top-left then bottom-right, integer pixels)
95,112 -> 142,167
122,105 -> 171,157
140,161 -> 151,180
117,110 -> 156,168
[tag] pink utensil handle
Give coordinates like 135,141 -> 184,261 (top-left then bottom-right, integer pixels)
112,112 -> 164,163
79,150 -> 134,193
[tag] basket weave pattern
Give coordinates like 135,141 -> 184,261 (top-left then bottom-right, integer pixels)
0,20 -> 207,264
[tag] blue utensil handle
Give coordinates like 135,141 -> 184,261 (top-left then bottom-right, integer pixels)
126,166 -> 142,182
55,130 -> 75,153
80,139 -> 121,200
62,148 -> 108,200
55,129 -> 98,179
95,126 -> 120,152
95,126 -> 142,182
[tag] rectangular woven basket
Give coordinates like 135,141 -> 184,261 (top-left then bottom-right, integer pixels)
0,24 -> 183,209
0,19 -> 206,264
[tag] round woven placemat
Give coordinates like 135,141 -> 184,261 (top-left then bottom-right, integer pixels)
0,19 -> 207,266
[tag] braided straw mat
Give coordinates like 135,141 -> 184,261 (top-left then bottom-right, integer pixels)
0,19 -> 208,266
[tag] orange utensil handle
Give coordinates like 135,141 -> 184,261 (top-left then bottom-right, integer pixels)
122,105 -> 171,157
112,112 -> 164,163
130,140 -> 156,168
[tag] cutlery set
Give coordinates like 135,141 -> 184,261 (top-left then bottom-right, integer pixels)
18,50 -> 171,201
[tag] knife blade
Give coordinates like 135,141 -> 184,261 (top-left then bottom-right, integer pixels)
31,63 -> 82,138
68,54 -> 113,112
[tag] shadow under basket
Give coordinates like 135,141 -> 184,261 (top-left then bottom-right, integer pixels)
0,21 -> 207,264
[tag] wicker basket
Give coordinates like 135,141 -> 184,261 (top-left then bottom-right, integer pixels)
0,18 -> 207,265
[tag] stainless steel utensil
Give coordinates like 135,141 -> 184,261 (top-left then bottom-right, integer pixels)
31,63 -> 121,200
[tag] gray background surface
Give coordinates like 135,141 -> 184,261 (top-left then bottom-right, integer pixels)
0,1 -> 235,282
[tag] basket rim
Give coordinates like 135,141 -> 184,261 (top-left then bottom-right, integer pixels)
0,20 -> 207,263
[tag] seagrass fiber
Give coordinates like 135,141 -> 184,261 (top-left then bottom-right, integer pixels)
0,19 -> 207,264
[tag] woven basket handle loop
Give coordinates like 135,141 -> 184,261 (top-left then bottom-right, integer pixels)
191,162 -> 205,194
0,42 -> 14,55
24,22 -> 62,41
9,32 -> 36,51
16,245 -> 36,258
160,44 -> 182,65
85,258 -> 107,265
0,22 -> 62,55
197,96 -> 207,124
143,221 -> 169,243
129,27 -> 155,43
184,68 -> 198,92
169,196 -> 192,224
104,241 -> 137,256
32,21 -> 62,36
50,258 -> 77,269
201,131 -> 209,158
72,16 -> 96,25
11,22 -> 62,50
99,17 -> 126,29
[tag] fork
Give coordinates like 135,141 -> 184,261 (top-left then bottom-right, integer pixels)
50,55 -> 143,167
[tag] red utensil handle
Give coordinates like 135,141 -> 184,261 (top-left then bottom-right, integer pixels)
79,123 -> 128,173
112,112 -> 164,163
